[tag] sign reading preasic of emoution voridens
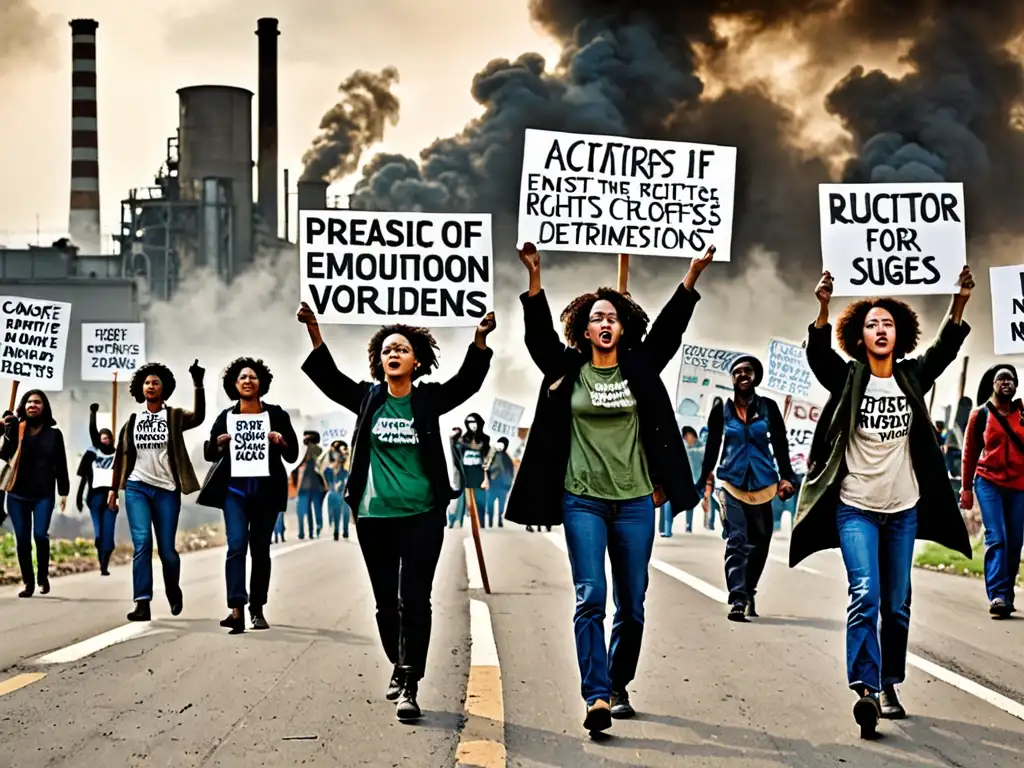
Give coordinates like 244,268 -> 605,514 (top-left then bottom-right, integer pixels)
299,210 -> 494,327
517,129 -> 736,260
818,182 -> 966,297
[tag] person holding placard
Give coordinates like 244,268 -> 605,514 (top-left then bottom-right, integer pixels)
697,357 -> 796,621
296,300 -> 496,722
198,357 -> 299,633
109,360 -> 206,622
960,365 -> 1024,619
506,241 -> 713,735
0,391 -> 70,598
76,404 -> 118,575
791,268 -> 974,739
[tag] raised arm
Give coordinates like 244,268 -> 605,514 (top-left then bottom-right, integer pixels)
434,314 -> 497,415
914,266 -> 974,391
640,246 -> 713,373
696,401 -> 725,490
518,244 -> 568,377
296,302 -> 371,413
766,397 -> 797,485
181,359 -> 207,431
806,271 -> 849,394
88,403 -> 102,447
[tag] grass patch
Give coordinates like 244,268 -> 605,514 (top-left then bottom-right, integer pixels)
915,538 -> 1023,584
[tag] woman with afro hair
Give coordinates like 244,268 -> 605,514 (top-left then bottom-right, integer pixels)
197,357 -> 298,632
109,359 -> 206,622
296,300 -> 496,722
505,242 -> 713,734
791,268 -> 974,739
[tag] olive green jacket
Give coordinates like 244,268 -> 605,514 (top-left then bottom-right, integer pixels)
789,318 -> 972,566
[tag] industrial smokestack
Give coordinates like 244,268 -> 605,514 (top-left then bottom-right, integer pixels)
68,19 -> 101,254
256,17 -> 279,239
297,179 -> 328,214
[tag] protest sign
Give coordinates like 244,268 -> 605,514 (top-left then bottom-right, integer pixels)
818,182 -> 966,296
228,412 -> 270,478
766,339 -> 812,398
785,398 -> 821,477
0,296 -> 71,390
675,344 -> 749,429
517,129 -> 736,260
81,323 -> 146,381
312,412 -> 357,446
989,264 -> 1024,355
299,210 -> 493,327
488,399 -> 525,440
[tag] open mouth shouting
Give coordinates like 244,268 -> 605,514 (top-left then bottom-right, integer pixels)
387,359 -> 402,371
599,330 -> 613,343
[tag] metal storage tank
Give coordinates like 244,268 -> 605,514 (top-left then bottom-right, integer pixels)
177,85 -> 254,278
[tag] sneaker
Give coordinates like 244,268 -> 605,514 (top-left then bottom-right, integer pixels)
220,611 -> 245,633
990,598 -> 1011,619
250,609 -> 270,630
583,699 -> 612,733
853,693 -> 881,739
386,666 -> 404,701
610,690 -> 635,719
880,685 -> 906,719
396,681 -> 421,721
728,601 -> 749,622
127,600 -> 151,622
746,597 -> 759,618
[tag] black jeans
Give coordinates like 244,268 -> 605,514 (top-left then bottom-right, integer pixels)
223,490 -> 277,609
722,494 -> 774,604
356,512 -> 445,681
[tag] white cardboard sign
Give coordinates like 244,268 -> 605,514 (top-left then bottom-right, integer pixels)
0,295 -> 71,390
81,323 -> 146,381
487,398 -> 525,440
299,210 -> 493,327
766,339 -> 812,398
228,412 -> 270,478
990,264 -> 1024,356
818,182 -> 966,296
517,129 -> 736,260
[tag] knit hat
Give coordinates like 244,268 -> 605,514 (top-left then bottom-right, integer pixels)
730,355 -> 764,387
976,364 -> 1018,406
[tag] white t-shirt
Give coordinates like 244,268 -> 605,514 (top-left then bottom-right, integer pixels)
840,374 -> 919,513
128,408 -> 177,491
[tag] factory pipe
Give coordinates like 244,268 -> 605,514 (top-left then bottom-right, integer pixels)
69,19 -> 101,254
256,18 -> 279,239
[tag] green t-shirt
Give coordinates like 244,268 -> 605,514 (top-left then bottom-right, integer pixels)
358,394 -> 434,518
565,363 -> 654,500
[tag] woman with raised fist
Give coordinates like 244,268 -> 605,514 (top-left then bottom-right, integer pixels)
77,403 -> 117,575
791,267 -> 974,738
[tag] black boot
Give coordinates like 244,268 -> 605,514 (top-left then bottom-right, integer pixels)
386,665 -> 405,701
745,596 -> 758,618
250,608 -> 270,631
728,601 -> 748,622
853,692 -> 881,739
39,577 -> 50,595
18,584 -> 34,598
610,689 -> 635,719
396,673 -> 421,721
168,588 -> 183,617
127,600 -> 151,622
880,685 -> 906,719
220,609 -> 245,633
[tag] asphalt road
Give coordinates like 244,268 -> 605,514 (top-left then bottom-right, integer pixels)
1,524 -> 1022,767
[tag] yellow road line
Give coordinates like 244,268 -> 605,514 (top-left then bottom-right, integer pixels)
456,600 -> 505,767
0,673 -> 46,697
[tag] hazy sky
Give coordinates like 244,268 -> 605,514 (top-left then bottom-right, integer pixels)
0,0 -> 560,248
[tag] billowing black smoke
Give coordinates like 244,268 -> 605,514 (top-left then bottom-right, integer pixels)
300,67 -> 401,183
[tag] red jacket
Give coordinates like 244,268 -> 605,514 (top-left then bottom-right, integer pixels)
962,404 -> 1024,491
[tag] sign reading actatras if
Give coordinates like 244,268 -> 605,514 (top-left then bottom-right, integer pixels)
299,210 -> 493,327
81,323 -> 146,381
766,339 -> 812,398
517,129 -> 736,260
988,264 -> 1024,355
818,182 -> 966,296
0,295 -> 71,390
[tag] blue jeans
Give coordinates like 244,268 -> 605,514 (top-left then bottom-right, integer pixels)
562,492 -> 655,705
975,476 -> 1024,605
273,511 -> 285,542
125,480 -> 182,603
327,491 -> 349,538
87,490 -> 117,569
223,489 -> 276,609
296,488 -> 325,538
836,503 -> 917,693
448,488 -> 485,528
6,494 -> 56,587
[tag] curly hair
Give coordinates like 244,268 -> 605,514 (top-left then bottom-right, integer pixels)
835,297 -> 921,363
222,357 -> 273,400
560,288 -> 650,351
129,362 -> 176,403
367,324 -> 440,382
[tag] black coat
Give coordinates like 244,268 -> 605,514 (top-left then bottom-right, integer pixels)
196,403 -> 299,512
505,285 -> 702,527
301,341 -> 493,525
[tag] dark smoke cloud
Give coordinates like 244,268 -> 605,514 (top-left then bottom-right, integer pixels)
0,0 -> 59,76
300,67 -> 401,183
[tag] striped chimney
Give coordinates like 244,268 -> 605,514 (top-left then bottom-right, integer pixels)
69,19 -> 101,254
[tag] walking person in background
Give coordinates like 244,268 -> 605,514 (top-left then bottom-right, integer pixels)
0,391 -> 70,598
77,403 -> 117,575
961,364 -> 1024,618
297,301 -> 496,721
453,414 -> 491,526
110,360 -> 206,622
483,436 -> 514,528
792,269 -> 973,738
294,431 -> 327,539
507,242 -> 711,735
324,443 -> 350,540
198,357 -> 298,633
698,356 -> 796,621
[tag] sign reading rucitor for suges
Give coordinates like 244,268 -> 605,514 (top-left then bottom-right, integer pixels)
818,182 -> 966,296
516,129 -> 736,260
300,210 -> 494,327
